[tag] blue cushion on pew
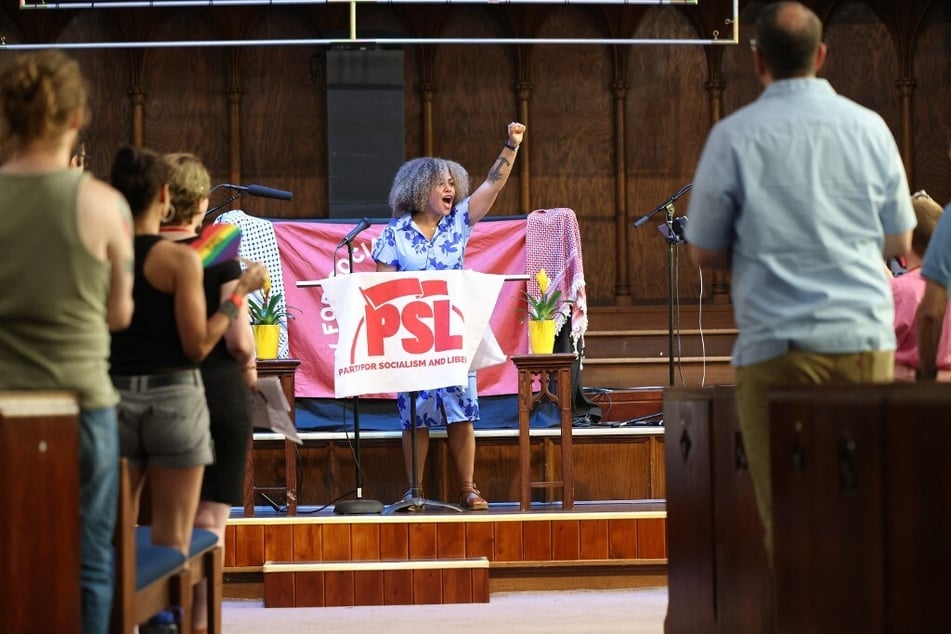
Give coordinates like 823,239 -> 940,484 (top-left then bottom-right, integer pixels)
135,544 -> 186,590
136,526 -> 219,557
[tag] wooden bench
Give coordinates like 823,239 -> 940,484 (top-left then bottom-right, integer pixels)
133,527 -> 222,634
112,458 -> 187,634
113,458 -> 224,634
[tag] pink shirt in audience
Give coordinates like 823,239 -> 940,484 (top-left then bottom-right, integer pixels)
890,268 -> 951,380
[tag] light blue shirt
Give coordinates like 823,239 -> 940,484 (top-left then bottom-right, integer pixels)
921,202 -> 951,290
372,198 -> 472,272
685,78 -> 915,366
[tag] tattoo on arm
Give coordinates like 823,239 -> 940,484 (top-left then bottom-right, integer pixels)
488,156 -> 511,183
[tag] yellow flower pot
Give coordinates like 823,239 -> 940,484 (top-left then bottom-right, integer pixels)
528,319 -> 556,354
253,324 -> 280,360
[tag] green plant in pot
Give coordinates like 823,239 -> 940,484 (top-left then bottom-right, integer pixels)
248,288 -> 298,360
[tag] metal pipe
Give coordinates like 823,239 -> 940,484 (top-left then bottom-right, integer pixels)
19,0 -> 696,10
0,36 -> 734,50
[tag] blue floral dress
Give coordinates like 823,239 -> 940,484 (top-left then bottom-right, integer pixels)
371,199 -> 479,429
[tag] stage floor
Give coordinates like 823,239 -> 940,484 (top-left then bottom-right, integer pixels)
230,498 -> 666,520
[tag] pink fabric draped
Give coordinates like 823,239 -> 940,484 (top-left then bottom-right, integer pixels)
525,208 -> 588,351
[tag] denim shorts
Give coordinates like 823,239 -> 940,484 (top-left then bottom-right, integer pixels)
115,369 -> 214,468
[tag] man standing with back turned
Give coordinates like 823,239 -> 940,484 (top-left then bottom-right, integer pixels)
684,1 -> 915,562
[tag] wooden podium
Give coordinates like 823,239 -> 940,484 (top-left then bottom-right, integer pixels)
243,358 -> 300,516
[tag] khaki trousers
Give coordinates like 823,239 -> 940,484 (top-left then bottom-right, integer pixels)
735,347 -> 894,563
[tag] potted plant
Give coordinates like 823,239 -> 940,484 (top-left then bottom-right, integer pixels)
524,268 -> 563,354
247,286 -> 299,360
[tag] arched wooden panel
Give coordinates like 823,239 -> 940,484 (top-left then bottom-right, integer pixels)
531,8 -> 615,303
626,8 -> 708,304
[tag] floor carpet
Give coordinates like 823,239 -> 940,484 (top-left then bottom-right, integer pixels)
221,586 -> 668,633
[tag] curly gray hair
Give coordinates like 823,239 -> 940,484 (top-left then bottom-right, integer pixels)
388,157 -> 470,218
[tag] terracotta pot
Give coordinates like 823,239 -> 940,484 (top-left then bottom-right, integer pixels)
252,324 -> 280,360
528,319 -> 556,354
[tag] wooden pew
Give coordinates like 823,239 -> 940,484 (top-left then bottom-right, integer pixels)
111,458 -> 187,634
663,385 -> 773,634
134,527 -> 222,634
0,391 -> 81,633
769,382 -> 951,633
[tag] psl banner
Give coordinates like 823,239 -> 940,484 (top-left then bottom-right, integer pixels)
273,218 -> 527,398
320,271 -> 506,398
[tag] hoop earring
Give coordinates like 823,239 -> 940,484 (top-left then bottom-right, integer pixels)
161,203 -> 176,223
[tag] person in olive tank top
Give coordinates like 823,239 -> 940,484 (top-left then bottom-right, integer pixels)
0,50 -> 135,634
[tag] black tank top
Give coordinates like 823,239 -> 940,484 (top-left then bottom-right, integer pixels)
110,234 -> 195,374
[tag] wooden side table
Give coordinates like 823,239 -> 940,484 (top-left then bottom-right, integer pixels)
244,358 -> 300,516
511,353 -> 576,511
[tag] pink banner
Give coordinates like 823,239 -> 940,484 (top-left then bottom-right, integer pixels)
273,218 -> 528,398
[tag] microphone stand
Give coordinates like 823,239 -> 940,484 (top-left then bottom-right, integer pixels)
383,390 -> 463,514
634,185 -> 691,387
333,241 -> 384,515
663,203 -> 680,387
205,184 -> 242,217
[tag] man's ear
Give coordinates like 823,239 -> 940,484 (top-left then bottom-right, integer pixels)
753,48 -> 770,84
814,42 -> 828,73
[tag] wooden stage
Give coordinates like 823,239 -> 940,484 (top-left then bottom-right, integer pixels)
225,387 -> 670,607
224,499 -> 668,607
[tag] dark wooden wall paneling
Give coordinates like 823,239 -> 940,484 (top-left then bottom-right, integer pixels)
1,0 -> 948,306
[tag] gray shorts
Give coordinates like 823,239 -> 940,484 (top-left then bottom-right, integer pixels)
114,369 -> 214,469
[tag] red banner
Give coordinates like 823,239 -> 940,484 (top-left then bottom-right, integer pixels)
273,218 -> 528,398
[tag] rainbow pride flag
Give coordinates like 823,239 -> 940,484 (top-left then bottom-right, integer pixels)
191,223 -> 242,267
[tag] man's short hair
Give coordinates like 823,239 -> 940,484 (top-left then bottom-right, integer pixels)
755,1 -> 824,79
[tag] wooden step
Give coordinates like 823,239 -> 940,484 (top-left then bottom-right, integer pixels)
584,328 -> 737,359
582,357 -> 735,389
263,558 -> 489,607
578,305 -> 738,389
586,304 -> 736,332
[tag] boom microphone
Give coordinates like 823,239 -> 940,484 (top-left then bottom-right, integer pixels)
337,217 -> 372,249
219,183 -> 293,201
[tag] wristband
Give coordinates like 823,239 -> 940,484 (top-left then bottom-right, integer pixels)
229,293 -> 244,309
916,368 -> 937,381
504,141 -> 519,151
219,299 -> 239,321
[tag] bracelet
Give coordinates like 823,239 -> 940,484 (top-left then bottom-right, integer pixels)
229,293 -> 244,309
504,141 -> 519,151
219,299 -> 239,321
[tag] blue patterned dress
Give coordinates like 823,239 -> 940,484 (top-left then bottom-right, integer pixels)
371,199 -> 479,429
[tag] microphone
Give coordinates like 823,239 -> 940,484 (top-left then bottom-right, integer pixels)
219,183 -> 293,201
634,183 -> 692,228
337,217 -> 372,249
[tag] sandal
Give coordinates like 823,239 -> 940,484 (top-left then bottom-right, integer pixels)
400,488 -> 425,512
460,482 -> 489,511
